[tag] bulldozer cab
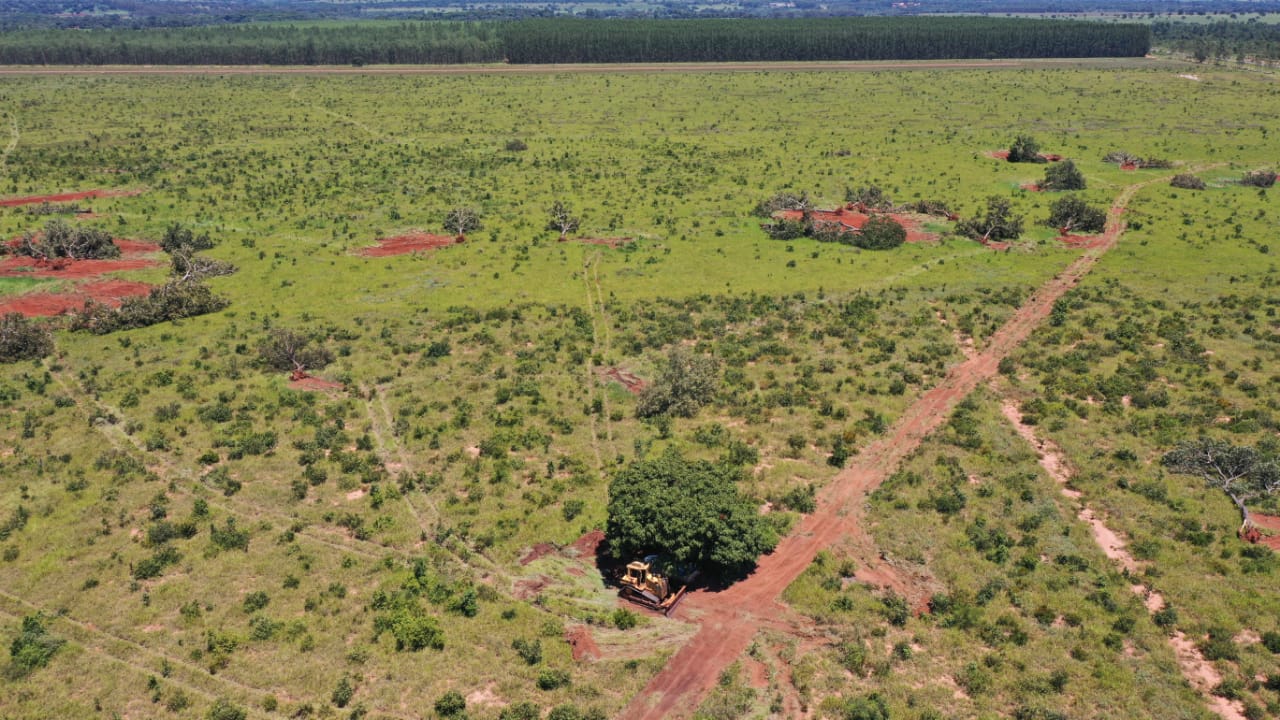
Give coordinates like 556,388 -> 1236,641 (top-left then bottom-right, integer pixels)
622,559 -> 670,599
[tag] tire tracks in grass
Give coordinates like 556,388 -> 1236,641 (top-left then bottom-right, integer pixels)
580,251 -> 607,473
995,390 -> 1246,720
621,170 -> 1211,720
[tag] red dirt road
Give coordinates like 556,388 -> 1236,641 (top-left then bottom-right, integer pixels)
0,188 -> 143,207
622,174 -> 1179,720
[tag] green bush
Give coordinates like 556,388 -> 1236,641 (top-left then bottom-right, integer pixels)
0,314 -> 54,364
536,668 -> 571,690
8,614 -> 63,677
434,690 -> 466,717
853,215 -> 906,250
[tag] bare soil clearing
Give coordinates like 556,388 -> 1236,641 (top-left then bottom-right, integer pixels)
0,188 -> 143,207
565,625 -> 602,662
0,237 -> 161,316
985,150 -> 1063,162
359,232 -> 461,257
622,173 -> 1193,720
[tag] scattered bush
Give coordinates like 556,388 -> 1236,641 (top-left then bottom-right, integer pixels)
957,196 -> 1024,243
435,690 -> 466,716
536,668 -> 570,690
0,314 -> 54,363
160,223 -> 216,253
206,698 -> 247,720
1170,173 -> 1206,190
68,281 -> 229,334
636,348 -> 719,419
752,191 -> 809,218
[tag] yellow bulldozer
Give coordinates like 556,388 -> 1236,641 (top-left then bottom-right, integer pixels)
619,556 -> 690,616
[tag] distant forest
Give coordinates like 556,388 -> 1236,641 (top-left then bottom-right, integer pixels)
0,17 -> 1151,65
1153,20 -> 1280,62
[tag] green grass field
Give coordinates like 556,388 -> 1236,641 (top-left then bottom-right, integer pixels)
1,62 -> 1278,720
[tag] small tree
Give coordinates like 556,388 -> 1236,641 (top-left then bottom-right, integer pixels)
956,197 -> 1024,244
547,201 -> 581,241
0,314 -> 54,363
1162,438 -> 1280,530
258,328 -> 334,373
435,690 -> 467,717
1007,135 -> 1046,163
1170,173 -> 1207,190
1045,195 -> 1107,234
636,348 -> 719,419
1041,160 -> 1087,191
170,248 -> 236,282
443,207 -> 482,238
854,216 -> 907,250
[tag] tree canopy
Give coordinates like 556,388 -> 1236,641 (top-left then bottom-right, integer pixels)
606,449 -> 777,578
1041,160 -> 1087,191
636,348 -> 719,419
1045,195 -> 1107,234
1006,135 -> 1046,164
854,216 -> 907,250
0,314 -> 54,364
956,196 -> 1024,243
1162,438 -> 1279,527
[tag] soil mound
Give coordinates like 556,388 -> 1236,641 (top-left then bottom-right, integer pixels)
599,367 -> 646,394
360,232 -> 461,257
565,625 -> 601,662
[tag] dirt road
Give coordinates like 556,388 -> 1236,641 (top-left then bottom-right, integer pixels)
621,174 -> 1178,720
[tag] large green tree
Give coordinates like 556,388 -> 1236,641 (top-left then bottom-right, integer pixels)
606,450 -> 777,577
636,348 -> 719,419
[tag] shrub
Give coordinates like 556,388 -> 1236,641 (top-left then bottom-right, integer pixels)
160,223 -> 216,253
957,196 -> 1024,243
1170,173 -> 1206,190
69,281 -> 228,334
537,668 -> 571,690
1041,159 -> 1086,191
242,591 -> 270,614
8,614 -> 64,677
435,690 -> 466,717
331,676 -> 354,707
512,637 -> 542,665
206,698 -> 246,720
548,706 -> 583,720
752,191 -> 809,218
375,607 -> 444,651
838,693 -> 890,720
499,702 -> 541,720
1261,630 -> 1280,653
504,138 -> 528,152
854,216 -> 906,250
0,314 -> 54,363
612,608 -> 638,630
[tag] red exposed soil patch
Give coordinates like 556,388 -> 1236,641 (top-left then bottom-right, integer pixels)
0,188 -> 144,208
622,174 -> 1179,720
1121,162 -> 1138,171
513,575 -> 552,600
359,232 -> 462,257
599,366 -> 646,394
288,373 -> 345,392
1020,183 -> 1043,192
1058,233 -> 1109,250
519,543 -> 558,566
1249,513 -> 1280,550
0,279 -> 152,317
565,625 -> 602,663
573,237 -> 634,248
775,204 -> 940,243
566,529 -> 605,559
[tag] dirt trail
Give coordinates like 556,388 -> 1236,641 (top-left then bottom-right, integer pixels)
622,172 -> 1194,720
997,394 -> 1245,720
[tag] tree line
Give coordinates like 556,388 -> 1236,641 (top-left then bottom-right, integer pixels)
500,17 -> 1150,64
1152,19 -> 1280,63
0,17 -> 1150,66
